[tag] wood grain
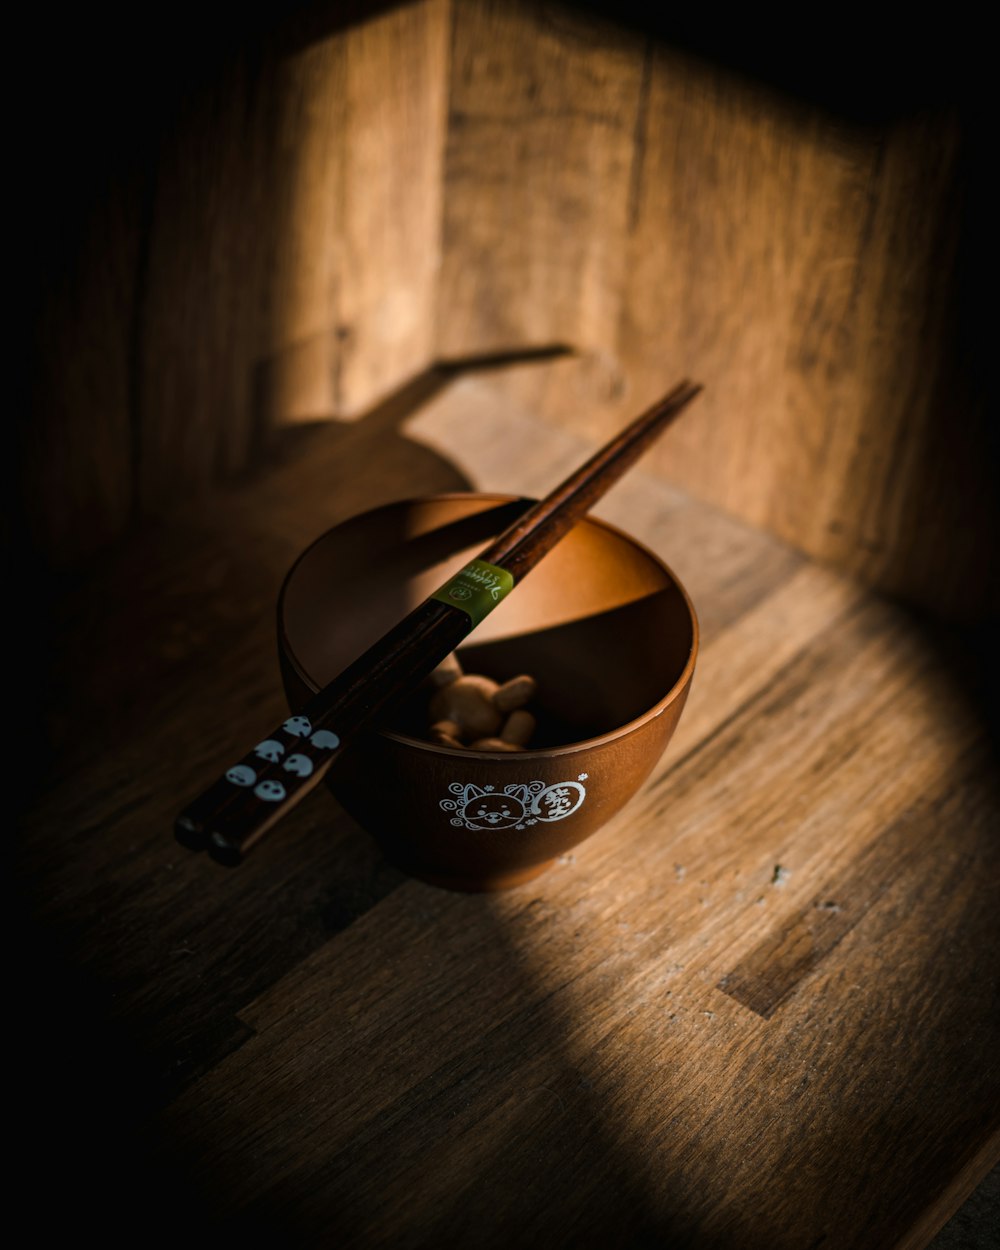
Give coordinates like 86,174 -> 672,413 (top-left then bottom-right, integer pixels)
436,0 -> 645,357
437,16 -> 993,619
139,0 -> 449,513
16,368 -> 997,1246
717,777 -> 988,1019
22,0 -> 991,620
136,49 -> 275,513
21,176 -> 141,561
261,0 -> 448,423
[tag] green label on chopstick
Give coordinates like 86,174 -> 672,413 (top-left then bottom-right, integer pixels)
430,559 -> 514,627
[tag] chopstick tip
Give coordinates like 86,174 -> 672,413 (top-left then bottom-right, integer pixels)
175,814 -> 208,852
208,833 -> 244,868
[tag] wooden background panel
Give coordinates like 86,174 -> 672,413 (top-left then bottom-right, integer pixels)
22,0 -> 449,552
20,0 -> 993,620
821,115 -> 993,616
254,33 -> 350,428
436,0 -> 645,358
261,0 -> 448,424
136,51 -> 276,514
20,178 -> 141,562
464,30 -> 992,618
336,0 -> 449,413
140,0 -> 449,514
621,52 -> 881,545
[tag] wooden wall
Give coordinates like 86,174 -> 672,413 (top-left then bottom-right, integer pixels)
20,0 -> 993,618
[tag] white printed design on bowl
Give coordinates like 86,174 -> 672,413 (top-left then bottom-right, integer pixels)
440,776 -> 588,831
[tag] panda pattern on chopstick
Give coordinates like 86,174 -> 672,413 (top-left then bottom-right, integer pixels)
224,717 -> 341,801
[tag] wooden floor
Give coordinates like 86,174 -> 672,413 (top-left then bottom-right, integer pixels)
15,369 -> 999,1247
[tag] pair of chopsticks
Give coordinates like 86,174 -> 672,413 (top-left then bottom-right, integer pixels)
176,379 -> 702,864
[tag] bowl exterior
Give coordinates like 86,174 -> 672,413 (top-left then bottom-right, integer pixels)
281,654 -> 693,891
277,492 -> 698,891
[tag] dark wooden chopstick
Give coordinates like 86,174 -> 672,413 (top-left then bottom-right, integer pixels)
176,379 -> 702,864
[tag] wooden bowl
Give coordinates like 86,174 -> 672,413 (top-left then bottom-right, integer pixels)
278,494 -> 698,891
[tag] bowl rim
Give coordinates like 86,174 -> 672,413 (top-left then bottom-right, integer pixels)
278,491 -> 699,759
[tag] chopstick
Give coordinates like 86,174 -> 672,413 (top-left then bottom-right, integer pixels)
176,379 -> 702,865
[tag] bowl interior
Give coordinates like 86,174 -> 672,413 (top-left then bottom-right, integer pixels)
280,495 -> 696,749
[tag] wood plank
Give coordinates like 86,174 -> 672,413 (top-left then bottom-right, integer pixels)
482,38 -> 992,620
717,778 -> 986,1019
260,0 -> 449,423
18,366 -> 794,1096
15,373 -> 476,1099
136,48 -> 277,513
23,0 -> 991,623
436,0 -> 645,357
336,0 -> 448,412
138,1 -> 449,513
160,594 -> 996,1245
898,1141 -> 1000,1250
20,177 -> 141,561
16,367 -> 996,1245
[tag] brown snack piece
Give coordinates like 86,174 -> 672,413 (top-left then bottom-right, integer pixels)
500,709 -> 536,747
494,674 -> 538,713
424,652 -> 539,748
429,719 -> 466,749
429,674 -> 503,739
468,737 -> 524,752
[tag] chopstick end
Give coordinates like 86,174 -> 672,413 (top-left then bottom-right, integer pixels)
175,813 -> 208,852
208,832 -> 244,868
